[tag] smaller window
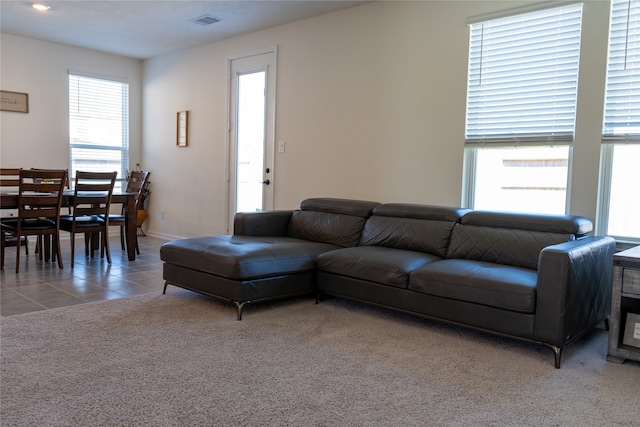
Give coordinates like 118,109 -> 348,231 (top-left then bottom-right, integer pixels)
69,73 -> 129,183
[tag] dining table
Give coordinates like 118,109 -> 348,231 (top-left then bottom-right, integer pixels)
0,189 -> 139,261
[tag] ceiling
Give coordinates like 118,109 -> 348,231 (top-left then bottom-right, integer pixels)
0,1 -> 369,59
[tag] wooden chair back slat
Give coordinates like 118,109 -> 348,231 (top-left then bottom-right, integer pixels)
71,171 -> 118,221
0,168 -> 21,187
30,168 -> 70,189
16,170 -> 67,220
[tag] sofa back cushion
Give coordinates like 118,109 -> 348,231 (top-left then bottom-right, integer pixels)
360,203 -> 471,258
287,198 -> 379,247
447,211 -> 591,270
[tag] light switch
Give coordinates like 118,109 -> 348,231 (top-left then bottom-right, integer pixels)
278,141 -> 285,153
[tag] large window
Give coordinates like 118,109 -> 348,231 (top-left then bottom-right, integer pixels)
598,0 -> 640,242
463,4 -> 583,214
69,73 -> 129,183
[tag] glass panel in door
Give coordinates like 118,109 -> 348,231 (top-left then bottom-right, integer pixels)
236,71 -> 266,213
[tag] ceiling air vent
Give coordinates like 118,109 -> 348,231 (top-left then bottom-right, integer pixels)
189,15 -> 221,26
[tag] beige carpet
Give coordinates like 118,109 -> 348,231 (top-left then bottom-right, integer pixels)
1,288 -> 639,426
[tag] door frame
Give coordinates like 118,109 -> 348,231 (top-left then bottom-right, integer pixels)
226,47 -> 278,233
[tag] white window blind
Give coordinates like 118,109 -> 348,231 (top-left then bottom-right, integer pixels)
465,3 -> 583,145
603,0 -> 640,143
69,73 -> 129,182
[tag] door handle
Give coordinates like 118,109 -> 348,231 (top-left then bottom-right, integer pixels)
261,179 -> 270,185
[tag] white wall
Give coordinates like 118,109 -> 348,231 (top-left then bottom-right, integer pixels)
143,0 -> 611,240
0,34 -> 142,173
1,1 -> 613,241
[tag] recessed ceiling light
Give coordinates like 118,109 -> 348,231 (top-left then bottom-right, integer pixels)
32,3 -> 50,11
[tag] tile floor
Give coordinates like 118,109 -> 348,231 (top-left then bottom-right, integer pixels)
1,235 -> 168,316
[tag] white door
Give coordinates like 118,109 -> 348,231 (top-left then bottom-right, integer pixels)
228,49 -> 276,232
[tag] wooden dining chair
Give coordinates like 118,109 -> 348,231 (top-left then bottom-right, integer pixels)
108,170 -> 150,255
30,168 -> 71,260
0,169 -> 67,272
59,171 -> 117,268
0,168 -> 29,261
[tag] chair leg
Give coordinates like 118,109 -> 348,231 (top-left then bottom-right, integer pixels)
15,234 -> 21,274
84,232 -> 90,257
85,232 -> 100,258
120,225 -> 125,251
92,232 -> 100,258
44,235 -> 51,262
70,233 -> 76,268
103,230 -> 111,264
100,233 -> 104,258
54,234 -> 63,269
1,231 -> 5,270
37,236 -> 43,260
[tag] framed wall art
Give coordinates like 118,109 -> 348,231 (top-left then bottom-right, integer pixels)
1,90 -> 29,113
177,110 -> 189,147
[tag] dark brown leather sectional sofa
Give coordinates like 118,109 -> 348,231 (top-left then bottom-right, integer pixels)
160,198 -> 616,368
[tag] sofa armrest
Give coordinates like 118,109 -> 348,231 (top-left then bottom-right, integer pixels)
233,210 -> 294,236
534,236 -> 616,347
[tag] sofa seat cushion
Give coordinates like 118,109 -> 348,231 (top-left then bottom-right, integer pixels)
317,246 -> 442,289
160,236 -> 339,280
409,259 -> 537,313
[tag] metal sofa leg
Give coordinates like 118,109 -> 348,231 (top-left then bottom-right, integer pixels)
544,343 -> 562,369
234,301 -> 249,321
162,280 -> 248,321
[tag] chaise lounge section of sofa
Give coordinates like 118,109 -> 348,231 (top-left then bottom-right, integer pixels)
160,198 -> 616,368
160,198 -> 379,319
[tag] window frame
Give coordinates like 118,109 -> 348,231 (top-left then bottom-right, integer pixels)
595,0 -> 640,245
462,3 -> 584,214
68,71 -> 130,186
